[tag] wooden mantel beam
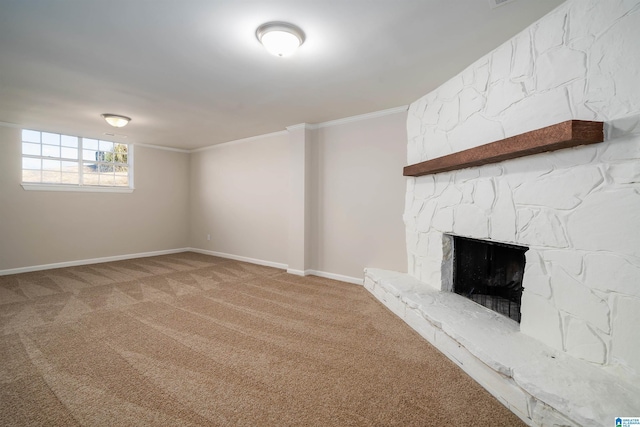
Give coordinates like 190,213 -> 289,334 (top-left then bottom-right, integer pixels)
403,120 -> 604,177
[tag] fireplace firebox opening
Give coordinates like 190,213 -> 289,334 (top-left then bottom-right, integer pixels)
451,235 -> 528,323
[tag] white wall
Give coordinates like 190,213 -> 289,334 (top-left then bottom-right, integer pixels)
312,112 -> 408,278
188,110 -> 408,281
0,126 -> 190,271
405,0 -> 640,379
189,132 -> 290,266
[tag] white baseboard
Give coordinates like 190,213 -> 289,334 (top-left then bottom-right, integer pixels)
305,270 -> 364,285
0,248 -> 191,276
286,268 -> 306,276
189,248 -> 288,270
1,247 -> 365,287
285,268 -> 363,285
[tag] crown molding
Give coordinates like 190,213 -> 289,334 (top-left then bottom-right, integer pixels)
190,130 -> 289,152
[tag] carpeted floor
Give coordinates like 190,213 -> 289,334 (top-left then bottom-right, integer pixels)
0,252 -> 525,426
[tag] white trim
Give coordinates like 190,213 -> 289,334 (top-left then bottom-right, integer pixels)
314,105 -> 408,129
134,142 -> 190,153
285,123 -> 312,132
188,105 -> 408,152
0,248 -> 191,276
285,268 -> 363,285
0,120 -> 21,129
0,246 -> 365,286
189,248 -> 288,270
305,269 -> 364,285
286,268 -> 307,276
190,130 -> 289,152
21,183 -> 134,193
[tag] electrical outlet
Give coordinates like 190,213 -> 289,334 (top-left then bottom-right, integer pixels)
207,234 -> 211,241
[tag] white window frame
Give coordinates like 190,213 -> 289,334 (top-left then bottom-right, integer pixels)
20,129 -> 134,193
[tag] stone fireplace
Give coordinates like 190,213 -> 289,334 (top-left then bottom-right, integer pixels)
364,0 -> 640,425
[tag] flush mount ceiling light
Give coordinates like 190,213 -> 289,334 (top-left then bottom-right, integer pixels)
256,22 -> 305,57
101,113 -> 131,128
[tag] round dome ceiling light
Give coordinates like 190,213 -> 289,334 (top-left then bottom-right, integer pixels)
101,113 -> 131,128
256,22 -> 305,57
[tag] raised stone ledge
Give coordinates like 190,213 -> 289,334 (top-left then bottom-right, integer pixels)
363,268 -> 640,427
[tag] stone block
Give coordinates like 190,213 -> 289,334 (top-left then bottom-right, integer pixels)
453,203 -> 489,239
600,134 -> 640,162
490,180 -> 517,242
438,99 -> 459,132
404,307 -> 436,342
520,292 -> 563,350
518,210 -> 569,249
406,113 -> 423,140
474,179 -> 495,210
537,47 -> 587,92
564,316 -> 607,364
588,13 -> 640,118
472,60 -> 490,93
533,9 -> 566,54
455,168 -> 480,182
416,199 -> 437,232
523,252 -> 552,299
530,400 -> 580,427
511,31 -> 534,82
584,253 -> 640,298
552,266 -> 610,333
501,88 -> 573,143
549,143 -> 597,168
611,295 -> 640,375
489,41 -> 512,83
503,152 -> 554,189
606,161 -> 640,184
513,167 -> 603,210
438,185 -> 463,208
459,87 -> 485,122
431,207 -> 454,233
484,79 -> 526,117
447,113 -> 505,153
567,189 -> 640,258
543,250 -> 583,277
413,175 -> 435,199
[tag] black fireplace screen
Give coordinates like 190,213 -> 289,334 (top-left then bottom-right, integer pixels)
452,236 -> 528,323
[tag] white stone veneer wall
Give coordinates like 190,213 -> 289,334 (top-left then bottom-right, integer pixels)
405,0 -> 640,381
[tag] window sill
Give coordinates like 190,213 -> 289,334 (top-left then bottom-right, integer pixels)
21,184 -> 134,193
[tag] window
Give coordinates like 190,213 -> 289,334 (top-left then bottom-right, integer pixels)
21,129 -> 133,192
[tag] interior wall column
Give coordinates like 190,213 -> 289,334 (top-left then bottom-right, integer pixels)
286,123 -> 312,275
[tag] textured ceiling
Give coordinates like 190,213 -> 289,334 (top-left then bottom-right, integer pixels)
0,0 -> 565,150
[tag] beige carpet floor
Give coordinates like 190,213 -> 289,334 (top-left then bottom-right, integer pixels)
0,252 -> 525,426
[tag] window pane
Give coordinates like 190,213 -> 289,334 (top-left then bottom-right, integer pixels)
84,173 -> 100,185
22,157 -> 41,170
61,161 -> 79,173
61,135 -> 78,147
42,145 -> 61,157
42,171 -> 61,184
83,138 -> 98,150
42,132 -> 60,145
99,140 -> 114,152
42,159 -> 61,171
83,149 -> 99,161
61,147 -> 78,159
22,130 -> 40,143
99,174 -> 116,186
61,173 -> 79,184
22,170 -> 41,182
22,142 -> 40,156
